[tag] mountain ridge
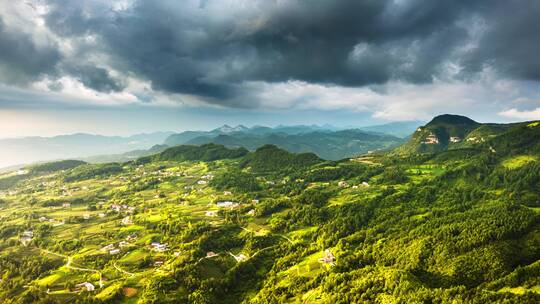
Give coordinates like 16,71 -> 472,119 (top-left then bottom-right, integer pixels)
184,129 -> 405,160
395,114 -> 540,155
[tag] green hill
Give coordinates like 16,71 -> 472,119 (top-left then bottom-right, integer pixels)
240,144 -> 322,173
150,143 -> 248,162
395,114 -> 517,154
486,121 -> 540,155
29,160 -> 87,173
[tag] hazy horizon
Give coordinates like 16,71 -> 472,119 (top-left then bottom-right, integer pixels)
0,111 -> 531,140
0,119 -> 420,140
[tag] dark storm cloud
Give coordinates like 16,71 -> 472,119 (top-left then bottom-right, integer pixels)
463,0 -> 540,81
0,9 -> 122,94
0,17 -> 61,85
236,0 -> 476,85
6,0 -> 540,107
65,65 -> 125,93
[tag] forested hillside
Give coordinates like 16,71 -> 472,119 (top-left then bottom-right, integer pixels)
0,117 -> 539,303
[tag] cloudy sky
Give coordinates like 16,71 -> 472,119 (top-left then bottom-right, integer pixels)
1,0 -> 540,137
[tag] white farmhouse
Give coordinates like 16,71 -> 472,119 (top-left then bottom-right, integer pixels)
450,136 -> 461,143
206,251 -> 218,258
150,242 -> 168,252
100,244 -> 116,252
217,201 -> 238,208
75,282 -> 95,292
121,216 -> 133,225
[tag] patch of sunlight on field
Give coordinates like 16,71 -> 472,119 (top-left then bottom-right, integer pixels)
76,245 -> 101,255
135,233 -> 160,245
528,207 -> 540,213
410,211 -> 431,220
302,287 -> 326,304
328,194 -> 356,206
120,224 -> 145,234
84,222 -> 116,234
245,222 -> 270,235
35,268 -> 83,288
36,273 -> 63,286
146,213 -> 166,222
406,165 -> 446,176
120,249 -> 149,264
287,227 -> 317,241
286,251 -> 331,278
96,282 -> 122,300
499,285 -> 540,295
502,155 -> 537,169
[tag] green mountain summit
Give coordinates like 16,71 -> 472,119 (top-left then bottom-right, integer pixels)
394,114 -> 535,155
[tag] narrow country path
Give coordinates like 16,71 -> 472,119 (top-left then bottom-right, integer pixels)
39,248 -> 104,288
113,261 -> 135,277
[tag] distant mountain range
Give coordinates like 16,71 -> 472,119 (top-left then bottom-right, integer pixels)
163,122 -> 420,147
0,121 -> 424,169
159,122 -> 422,161
73,121 -> 422,163
180,129 -> 404,160
85,124 -> 410,163
163,124 -> 344,146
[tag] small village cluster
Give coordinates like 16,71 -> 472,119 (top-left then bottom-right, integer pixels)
423,132 -> 440,144
338,180 -> 370,188
38,216 -> 65,226
416,127 -> 468,145
421,133 -> 466,145
466,136 -> 486,143
100,241 -> 131,255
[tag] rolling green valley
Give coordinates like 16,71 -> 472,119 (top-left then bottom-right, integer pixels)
1,115 -> 539,303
